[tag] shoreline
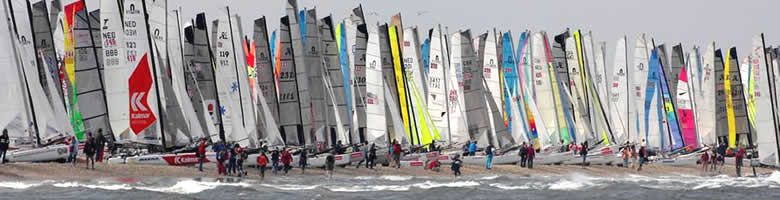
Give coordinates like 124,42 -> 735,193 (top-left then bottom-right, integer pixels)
1,161 -> 776,181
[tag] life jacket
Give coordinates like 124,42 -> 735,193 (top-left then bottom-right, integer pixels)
258,155 -> 268,166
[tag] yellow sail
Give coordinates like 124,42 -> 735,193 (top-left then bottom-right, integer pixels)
389,26 -> 413,144
725,49 -> 737,148
410,81 -> 433,147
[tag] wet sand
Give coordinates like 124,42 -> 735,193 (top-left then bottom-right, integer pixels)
1,161 -> 775,181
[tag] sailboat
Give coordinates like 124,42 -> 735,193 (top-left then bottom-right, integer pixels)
752,34 -> 780,167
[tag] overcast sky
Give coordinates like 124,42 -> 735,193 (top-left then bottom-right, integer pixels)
78,0 -> 780,67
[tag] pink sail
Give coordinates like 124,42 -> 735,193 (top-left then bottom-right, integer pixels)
676,67 -> 698,148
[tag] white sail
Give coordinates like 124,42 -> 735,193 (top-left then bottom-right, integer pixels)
752,34 -> 779,166
427,25 -> 449,143
445,28 -> 469,145
401,27 -> 428,144
480,29 -> 503,147
41,51 -> 74,140
123,0 -> 162,144
564,36 -> 590,142
384,80 -> 407,145
213,8 -> 250,147
344,7 -> 368,142
1,0 -> 29,147
697,43 -> 717,146
609,36 -> 629,143
686,46 -> 702,146
630,34 -> 650,144
168,10 -> 206,142
532,32 -> 556,147
100,0 -> 130,142
365,23 -> 387,144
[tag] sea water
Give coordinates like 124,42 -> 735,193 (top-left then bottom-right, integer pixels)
2,172 -> 780,199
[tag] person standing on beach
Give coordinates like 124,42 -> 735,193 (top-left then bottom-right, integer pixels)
257,152 -> 268,180
236,144 -> 245,176
299,148 -> 308,174
326,153 -> 335,178
368,143 -> 376,169
735,144 -> 745,177
393,140 -> 402,168
197,138 -> 207,172
469,141 -> 477,156
701,150 -> 709,172
462,141 -> 471,156
622,146 -> 630,168
95,129 -> 105,162
580,141 -> 589,166
228,143 -> 238,176
84,132 -> 95,170
519,142 -> 527,168
271,148 -> 280,175
485,143 -> 494,170
335,140 -> 345,154
281,148 -> 292,175
69,136 -> 79,166
527,144 -> 535,169
214,141 -> 227,175
356,141 -> 368,168
0,129 -> 9,164
451,154 -> 462,176
630,145 -> 637,169
638,145 -> 647,171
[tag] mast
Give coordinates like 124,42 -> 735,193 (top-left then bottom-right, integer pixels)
759,34 -> 780,164
81,0 -> 113,141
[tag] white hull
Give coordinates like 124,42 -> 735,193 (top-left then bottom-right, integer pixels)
5,145 -> 70,162
656,152 -> 702,166
461,154 -> 521,166
536,151 -> 576,165
125,152 -> 217,166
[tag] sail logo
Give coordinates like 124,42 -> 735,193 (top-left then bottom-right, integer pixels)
129,54 -> 157,134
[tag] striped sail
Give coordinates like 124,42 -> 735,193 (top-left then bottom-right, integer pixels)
698,43 -> 717,146
542,32 -> 570,146
365,23 -> 386,144
609,36 -> 629,143
724,48 -> 751,148
752,34 -> 779,166
501,32 -> 522,143
231,14 -> 258,146
100,0 -> 130,141
286,0 -> 312,145
741,56 -> 753,130
685,46 -> 702,146
388,24 -> 415,146
658,49 -> 684,150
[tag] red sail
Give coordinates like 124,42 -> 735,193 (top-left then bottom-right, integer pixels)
129,54 -> 157,134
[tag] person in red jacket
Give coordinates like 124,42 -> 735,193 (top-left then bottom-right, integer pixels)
735,144 -> 745,177
393,141 -> 402,169
257,152 -> 268,180
281,149 -> 293,175
197,138 -> 207,172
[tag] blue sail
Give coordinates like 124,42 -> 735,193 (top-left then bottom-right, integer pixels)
501,32 -> 518,137
514,32 -> 533,142
658,56 -> 684,150
644,50 -> 660,147
338,23 -> 353,128
299,10 -> 306,46
270,31 -> 277,67
421,39 -> 430,78
558,81 -> 577,143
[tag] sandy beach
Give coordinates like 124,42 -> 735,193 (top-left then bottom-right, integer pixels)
1,161 -> 775,181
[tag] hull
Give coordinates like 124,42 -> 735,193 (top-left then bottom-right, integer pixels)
461,153 -> 521,165
399,160 -> 426,169
125,152 -> 216,166
656,152 -> 702,166
5,145 -> 70,162
402,152 -> 440,162
535,151 -> 576,165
